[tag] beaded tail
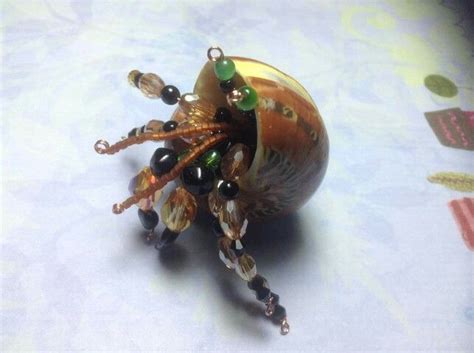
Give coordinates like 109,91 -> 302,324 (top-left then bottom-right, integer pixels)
94,47 -> 289,334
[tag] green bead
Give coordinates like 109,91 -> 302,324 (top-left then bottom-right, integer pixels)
177,149 -> 189,161
235,86 -> 258,111
201,149 -> 221,170
214,58 -> 236,81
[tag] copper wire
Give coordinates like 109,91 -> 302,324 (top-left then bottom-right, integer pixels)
112,133 -> 228,214
94,122 -> 233,155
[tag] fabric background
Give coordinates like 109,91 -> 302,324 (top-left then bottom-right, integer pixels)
1,0 -> 473,352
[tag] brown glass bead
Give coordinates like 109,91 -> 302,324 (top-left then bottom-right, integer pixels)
218,200 -> 248,240
220,143 -> 251,181
235,253 -> 257,281
217,237 -> 237,269
146,119 -> 165,132
160,187 -> 198,233
138,73 -> 165,99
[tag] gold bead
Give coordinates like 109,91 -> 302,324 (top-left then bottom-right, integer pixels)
160,187 -> 198,233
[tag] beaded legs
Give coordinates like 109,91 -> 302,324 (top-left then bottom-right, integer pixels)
94,47 -> 289,334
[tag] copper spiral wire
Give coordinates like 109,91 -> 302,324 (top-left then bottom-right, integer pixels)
111,133 -> 228,214
94,122 -> 234,155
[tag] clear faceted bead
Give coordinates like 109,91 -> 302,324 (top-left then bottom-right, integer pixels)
219,200 -> 248,240
220,143 -> 251,180
160,187 -> 198,233
235,253 -> 257,281
146,119 -> 164,132
217,237 -> 236,269
138,73 -> 165,99
128,167 -> 162,210
178,93 -> 216,125
208,182 -> 224,217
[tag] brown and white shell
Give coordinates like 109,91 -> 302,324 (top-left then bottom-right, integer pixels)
178,56 -> 329,221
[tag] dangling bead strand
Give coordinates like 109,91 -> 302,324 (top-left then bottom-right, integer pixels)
127,70 -> 181,105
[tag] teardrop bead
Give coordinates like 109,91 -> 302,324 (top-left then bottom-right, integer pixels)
220,143 -> 251,180
208,183 -> 224,217
217,237 -> 237,269
178,93 -> 216,126
235,253 -> 257,281
219,200 -> 248,240
160,187 -> 198,233
138,73 -> 165,99
128,167 -> 162,210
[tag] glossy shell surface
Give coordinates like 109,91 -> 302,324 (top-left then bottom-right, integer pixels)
190,57 -> 329,220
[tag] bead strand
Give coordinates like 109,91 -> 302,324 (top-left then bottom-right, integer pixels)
127,70 -> 180,105
215,229 -> 290,335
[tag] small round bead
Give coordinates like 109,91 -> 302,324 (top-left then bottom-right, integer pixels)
219,79 -> 235,93
128,127 -> 138,137
161,85 -> 181,105
235,86 -> 258,111
201,149 -> 221,170
218,180 -> 240,200
137,208 -> 159,230
128,70 -> 142,87
163,120 -> 178,132
181,164 -> 215,195
272,305 -> 287,321
150,148 -> 178,177
214,58 -> 236,81
155,228 -> 180,249
256,286 -> 271,302
214,107 -> 232,123
212,218 -> 224,237
248,274 -> 269,291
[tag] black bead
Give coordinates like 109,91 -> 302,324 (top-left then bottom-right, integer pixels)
230,240 -> 245,257
256,286 -> 271,302
150,147 -> 177,177
155,228 -> 180,249
269,292 -> 280,305
248,274 -> 268,291
214,107 -> 232,123
139,125 -> 147,134
242,110 -> 256,120
215,140 -> 233,155
181,164 -> 214,195
137,208 -> 159,230
272,304 -> 287,321
218,180 -> 239,200
128,127 -> 138,137
161,85 -> 180,105
219,79 -> 235,93
212,218 -> 224,237
163,120 -> 178,132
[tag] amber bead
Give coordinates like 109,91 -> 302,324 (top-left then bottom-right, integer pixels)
128,167 -> 162,210
219,200 -> 248,240
160,187 -> 197,233
235,253 -> 257,281
218,236 -> 237,269
138,73 -> 165,99
220,143 -> 251,180
208,184 -> 224,217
